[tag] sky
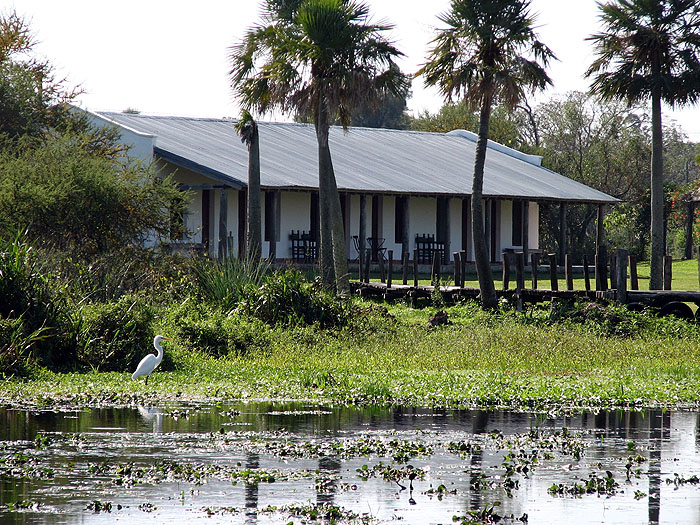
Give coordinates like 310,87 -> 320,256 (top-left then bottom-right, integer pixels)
9,0 -> 700,141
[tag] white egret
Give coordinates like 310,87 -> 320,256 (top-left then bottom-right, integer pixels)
132,335 -> 171,385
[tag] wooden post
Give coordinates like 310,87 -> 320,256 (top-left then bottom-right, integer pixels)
402,251 -> 409,285
502,251 -> 511,290
530,252 -> 539,289
558,203 -> 567,261
595,204 -> 605,256
364,250 -> 371,284
218,187 -> 228,259
484,199 -> 491,262
515,252 -> 525,292
629,255 -> 639,290
582,255 -> 591,292
453,252 -> 461,288
387,250 -> 393,289
413,248 -> 419,287
379,252 -> 386,283
432,251 -> 441,285
616,248 -> 628,304
565,254 -> 574,291
663,255 -> 673,290
610,254 -> 617,290
402,197 -> 410,263
548,253 -> 558,291
595,246 -> 608,291
460,250 -> 467,287
358,244 -> 364,281
442,198 -> 451,264
359,195 -> 366,261
522,201 -> 529,257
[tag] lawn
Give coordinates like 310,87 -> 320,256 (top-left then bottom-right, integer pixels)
360,258 -> 700,292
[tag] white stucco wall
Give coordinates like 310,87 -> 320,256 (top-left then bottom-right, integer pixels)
500,200 -> 514,256
410,197 -> 436,247
86,111 -> 155,163
278,191 -> 311,259
529,202 -> 539,250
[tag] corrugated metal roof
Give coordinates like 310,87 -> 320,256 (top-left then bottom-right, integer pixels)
96,112 -> 618,204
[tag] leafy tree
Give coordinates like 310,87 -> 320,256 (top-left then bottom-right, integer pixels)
535,91 -> 650,257
235,111 -> 262,261
296,84 -> 411,129
410,101 -> 532,150
418,0 -> 554,309
349,89 -> 411,129
0,12 -> 77,139
0,134 -> 183,258
230,0 -> 408,293
587,0 -> 700,289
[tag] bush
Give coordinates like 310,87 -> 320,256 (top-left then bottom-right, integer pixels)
0,315 -> 47,377
189,252 -> 270,311
241,269 -> 349,327
176,310 -> 271,358
0,232 -> 69,369
74,295 -> 155,372
0,134 -> 184,258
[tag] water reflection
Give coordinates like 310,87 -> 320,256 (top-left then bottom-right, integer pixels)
1,404 -> 700,524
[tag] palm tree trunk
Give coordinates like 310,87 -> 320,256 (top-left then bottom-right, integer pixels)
315,87 -> 349,293
247,122 -> 262,262
649,87 -> 664,290
316,100 -> 335,288
327,165 -> 350,294
472,95 -> 498,309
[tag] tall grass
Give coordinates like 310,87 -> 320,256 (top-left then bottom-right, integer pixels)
190,252 -> 270,311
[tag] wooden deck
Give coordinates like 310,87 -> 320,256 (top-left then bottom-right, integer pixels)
351,280 -> 700,310
351,280 -> 614,305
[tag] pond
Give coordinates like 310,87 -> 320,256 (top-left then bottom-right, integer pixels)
1,402 -> 699,524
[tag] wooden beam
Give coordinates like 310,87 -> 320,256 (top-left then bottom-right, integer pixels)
530,252 -> 539,289
522,200 -> 529,256
548,253 -> 558,291
218,187 -> 228,259
502,251 -> 511,290
663,255 -> 673,290
616,249 -> 628,304
558,203 -> 567,261
629,255 -> 639,290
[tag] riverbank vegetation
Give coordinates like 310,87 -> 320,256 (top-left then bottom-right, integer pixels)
3,229 -> 700,411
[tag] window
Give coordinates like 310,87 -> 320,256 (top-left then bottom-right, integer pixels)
394,196 -> 407,243
264,191 -> 280,242
512,200 -> 523,246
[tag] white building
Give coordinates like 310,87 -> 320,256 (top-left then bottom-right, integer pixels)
88,111 -> 617,264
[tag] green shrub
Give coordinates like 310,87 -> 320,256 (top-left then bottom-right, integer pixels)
0,232 -> 70,368
0,134 -> 184,258
241,269 -> 349,327
189,252 -> 270,311
174,306 -> 271,358
0,315 -> 47,377
74,295 -> 155,372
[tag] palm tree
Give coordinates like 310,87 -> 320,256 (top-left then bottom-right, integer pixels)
230,0 -> 408,293
235,110 -> 262,262
587,0 -> 700,290
418,0 -> 554,309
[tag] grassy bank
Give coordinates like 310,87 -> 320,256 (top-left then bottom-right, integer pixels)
3,301 -> 700,411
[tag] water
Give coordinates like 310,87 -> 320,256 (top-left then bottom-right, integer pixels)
1,402 -> 699,524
